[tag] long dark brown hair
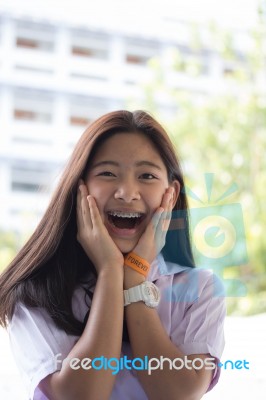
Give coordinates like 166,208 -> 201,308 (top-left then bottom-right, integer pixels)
0,110 -> 195,336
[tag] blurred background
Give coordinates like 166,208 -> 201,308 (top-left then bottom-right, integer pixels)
0,0 -> 265,399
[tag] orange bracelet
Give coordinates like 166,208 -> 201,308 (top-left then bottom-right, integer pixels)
124,252 -> 150,277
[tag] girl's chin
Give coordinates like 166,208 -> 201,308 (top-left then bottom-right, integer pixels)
112,237 -> 139,255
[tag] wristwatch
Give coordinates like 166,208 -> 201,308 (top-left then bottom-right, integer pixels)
124,281 -> 161,308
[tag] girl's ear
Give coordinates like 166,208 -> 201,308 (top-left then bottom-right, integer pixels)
170,180 -> 181,209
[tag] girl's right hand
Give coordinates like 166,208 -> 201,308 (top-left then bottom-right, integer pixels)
76,180 -> 124,275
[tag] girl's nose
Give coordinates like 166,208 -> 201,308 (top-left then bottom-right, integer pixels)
114,182 -> 141,202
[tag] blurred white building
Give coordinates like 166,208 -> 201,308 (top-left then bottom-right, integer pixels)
0,1 -> 257,234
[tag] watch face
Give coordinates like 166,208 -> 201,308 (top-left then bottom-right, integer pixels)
143,282 -> 160,307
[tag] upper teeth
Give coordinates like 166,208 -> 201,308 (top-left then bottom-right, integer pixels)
108,211 -> 142,218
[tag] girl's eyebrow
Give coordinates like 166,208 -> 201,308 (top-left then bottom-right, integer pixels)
91,160 -> 163,171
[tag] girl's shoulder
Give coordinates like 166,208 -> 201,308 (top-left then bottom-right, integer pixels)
7,280 -> 94,340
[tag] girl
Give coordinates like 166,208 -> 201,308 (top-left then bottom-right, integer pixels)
0,110 -> 225,400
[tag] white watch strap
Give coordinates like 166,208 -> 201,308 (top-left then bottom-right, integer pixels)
124,284 -> 143,306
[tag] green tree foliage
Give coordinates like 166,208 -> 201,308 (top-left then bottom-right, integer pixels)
0,231 -> 20,273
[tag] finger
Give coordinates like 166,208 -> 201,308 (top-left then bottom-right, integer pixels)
149,207 -> 164,235
161,188 -> 172,209
154,208 -> 171,253
161,209 -> 172,232
162,187 -> 174,218
167,188 -> 175,211
154,193 -> 172,238
80,185 -> 93,230
144,189 -> 173,242
159,192 -> 171,231
165,189 -> 174,223
87,195 -> 102,229
76,185 -> 84,229
77,184 -> 88,229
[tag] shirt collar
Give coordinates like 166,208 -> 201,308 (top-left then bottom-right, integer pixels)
147,252 -> 191,282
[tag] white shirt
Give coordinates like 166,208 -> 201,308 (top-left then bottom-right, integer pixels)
7,253 -> 226,399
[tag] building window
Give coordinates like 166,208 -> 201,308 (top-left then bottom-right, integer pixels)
124,39 -> 160,66
72,46 -> 107,59
16,36 -> 54,52
14,109 -> 35,120
70,72 -> 107,81
70,116 -> 92,127
11,182 -> 43,192
13,109 -> 52,123
71,30 -> 109,60
126,54 -> 151,65
69,96 -> 110,127
11,164 -> 51,193
15,20 -> 55,52
13,89 -> 54,123
14,65 -> 53,75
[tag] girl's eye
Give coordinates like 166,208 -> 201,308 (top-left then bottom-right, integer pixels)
97,172 -> 157,179
98,171 -> 115,177
140,173 -> 157,180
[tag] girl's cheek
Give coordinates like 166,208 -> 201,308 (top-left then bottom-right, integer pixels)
85,184 -> 105,213
86,182 -> 102,198
155,191 -> 166,208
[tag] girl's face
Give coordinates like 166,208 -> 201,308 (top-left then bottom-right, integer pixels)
85,132 -> 179,254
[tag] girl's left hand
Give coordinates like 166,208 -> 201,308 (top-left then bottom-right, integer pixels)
131,187 -> 174,265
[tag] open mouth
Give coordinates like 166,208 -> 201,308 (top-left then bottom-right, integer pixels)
107,211 -> 146,230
